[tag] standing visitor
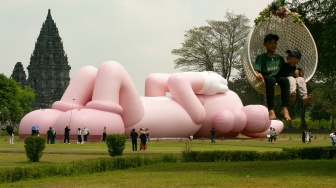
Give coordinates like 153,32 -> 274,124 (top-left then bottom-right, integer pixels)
130,128 -> 138,151
76,128 -> 82,144
64,126 -> 71,144
146,129 -> 150,142
272,128 -> 278,143
47,127 -> 53,144
210,128 -> 216,143
307,130 -> 312,144
301,130 -> 306,143
6,125 -> 14,144
267,127 -> 274,143
330,131 -> 336,147
139,131 -> 147,151
83,125 -> 89,143
102,126 -> 107,142
51,127 -> 56,144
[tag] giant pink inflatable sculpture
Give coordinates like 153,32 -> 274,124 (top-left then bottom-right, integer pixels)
19,61 -> 284,140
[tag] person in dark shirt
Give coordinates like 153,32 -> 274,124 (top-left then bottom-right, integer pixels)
278,48 -> 313,105
301,130 -> 306,143
64,126 -> 71,144
139,131 -> 147,151
47,127 -> 53,144
6,125 -> 15,144
130,128 -> 138,151
253,34 -> 291,121
210,128 -> 216,143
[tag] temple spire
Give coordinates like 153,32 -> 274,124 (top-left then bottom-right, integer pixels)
25,9 -> 71,110
47,9 -> 51,19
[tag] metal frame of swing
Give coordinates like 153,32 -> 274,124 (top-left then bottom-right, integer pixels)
241,14 -> 318,95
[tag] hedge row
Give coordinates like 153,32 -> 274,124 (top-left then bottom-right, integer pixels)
0,154 -> 178,183
182,147 -> 336,162
2,147 -> 335,183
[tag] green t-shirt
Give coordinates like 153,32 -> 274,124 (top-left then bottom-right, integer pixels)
253,53 -> 285,76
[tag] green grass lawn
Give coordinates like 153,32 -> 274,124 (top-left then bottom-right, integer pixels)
2,160 -> 335,188
0,133 -> 335,187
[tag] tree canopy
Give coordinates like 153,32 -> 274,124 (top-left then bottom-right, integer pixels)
172,11 -> 250,80
0,74 -> 35,126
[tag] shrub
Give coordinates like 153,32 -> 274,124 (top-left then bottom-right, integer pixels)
106,134 -> 126,157
24,136 -> 46,162
160,154 -> 179,163
282,147 -> 336,159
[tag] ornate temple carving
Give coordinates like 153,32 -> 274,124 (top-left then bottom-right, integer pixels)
25,9 -> 71,109
10,62 -> 28,89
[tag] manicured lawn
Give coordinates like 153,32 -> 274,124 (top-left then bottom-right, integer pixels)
2,160 -> 335,187
0,133 -> 334,187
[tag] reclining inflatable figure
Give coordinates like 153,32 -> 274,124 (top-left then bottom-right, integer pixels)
19,61 -> 283,139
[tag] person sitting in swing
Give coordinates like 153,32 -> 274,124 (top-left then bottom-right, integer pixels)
253,34 -> 291,121
277,48 -> 313,106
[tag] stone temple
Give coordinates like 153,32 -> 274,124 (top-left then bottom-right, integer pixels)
11,9 -> 71,110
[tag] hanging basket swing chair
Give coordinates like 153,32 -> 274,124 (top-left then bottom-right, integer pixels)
241,1 -> 318,95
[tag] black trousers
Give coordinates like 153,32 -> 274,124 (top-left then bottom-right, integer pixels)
64,135 -> 70,143
132,140 -> 137,151
263,76 -> 290,110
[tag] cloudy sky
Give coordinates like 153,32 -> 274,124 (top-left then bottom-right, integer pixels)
0,0 -> 271,95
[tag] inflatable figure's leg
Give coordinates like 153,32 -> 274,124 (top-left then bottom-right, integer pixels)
19,66 -> 98,138
55,61 -> 145,137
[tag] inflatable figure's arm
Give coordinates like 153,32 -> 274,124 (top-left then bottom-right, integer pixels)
194,72 -> 228,95
168,72 -> 228,124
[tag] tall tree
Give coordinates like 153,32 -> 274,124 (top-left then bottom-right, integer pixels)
295,0 -> 336,80
172,12 -> 250,81
293,0 -> 336,128
0,74 -> 35,126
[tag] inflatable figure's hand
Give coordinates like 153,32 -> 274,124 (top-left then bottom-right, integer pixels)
195,72 -> 229,95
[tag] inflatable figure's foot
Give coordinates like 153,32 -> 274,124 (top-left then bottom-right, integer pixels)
54,108 -> 125,138
269,110 -> 277,120
280,107 -> 291,121
242,120 -> 284,138
19,109 -> 64,138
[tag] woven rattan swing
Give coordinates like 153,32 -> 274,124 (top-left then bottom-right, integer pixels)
241,8 -> 318,95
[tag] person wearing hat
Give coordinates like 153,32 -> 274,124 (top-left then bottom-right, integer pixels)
278,48 -> 313,105
253,34 -> 291,121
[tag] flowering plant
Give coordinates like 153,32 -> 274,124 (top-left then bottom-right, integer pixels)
254,0 -> 303,25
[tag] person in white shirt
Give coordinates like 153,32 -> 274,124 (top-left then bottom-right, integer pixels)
330,132 -> 336,147
83,125 -> 89,143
